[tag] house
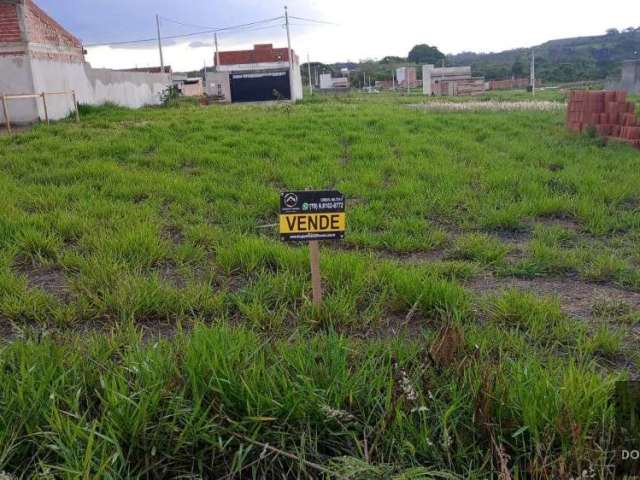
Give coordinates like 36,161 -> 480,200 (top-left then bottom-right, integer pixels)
118,66 -> 173,74
489,78 -> 541,90
215,43 -> 303,102
179,78 -> 204,97
0,0 -> 171,124
396,67 -> 418,87
204,71 -> 231,102
423,65 -> 486,96
319,73 -> 349,90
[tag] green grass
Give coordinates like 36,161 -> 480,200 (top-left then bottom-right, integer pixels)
0,93 -> 639,477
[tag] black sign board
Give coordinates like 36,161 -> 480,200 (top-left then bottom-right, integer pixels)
279,190 -> 346,242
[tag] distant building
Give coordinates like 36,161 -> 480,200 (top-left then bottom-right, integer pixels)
205,71 -> 231,102
488,78 -> 541,90
606,60 -> 640,94
0,0 -> 170,124
423,65 -> 486,96
118,66 -> 172,74
319,73 -> 349,90
215,43 -> 303,102
396,67 -> 418,87
179,78 -> 204,97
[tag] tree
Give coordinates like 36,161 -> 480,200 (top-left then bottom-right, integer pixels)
407,44 -> 445,65
511,57 -> 526,77
606,28 -> 620,36
380,56 -> 406,64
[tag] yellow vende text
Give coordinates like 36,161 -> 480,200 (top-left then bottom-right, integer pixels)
280,213 -> 346,234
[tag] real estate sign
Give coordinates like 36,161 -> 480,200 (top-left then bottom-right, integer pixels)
279,191 -> 345,242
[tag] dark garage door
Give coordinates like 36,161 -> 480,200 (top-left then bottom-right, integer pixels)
230,71 -> 291,102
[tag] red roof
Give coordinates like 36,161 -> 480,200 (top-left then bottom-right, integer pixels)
217,44 -> 297,66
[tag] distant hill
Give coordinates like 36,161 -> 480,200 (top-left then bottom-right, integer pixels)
447,27 -> 640,82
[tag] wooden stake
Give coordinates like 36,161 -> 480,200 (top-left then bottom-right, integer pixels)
72,90 -> 80,122
309,240 -> 322,308
1,95 -> 11,134
41,92 -> 49,124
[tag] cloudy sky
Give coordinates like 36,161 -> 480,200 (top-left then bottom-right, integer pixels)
38,0 -> 639,71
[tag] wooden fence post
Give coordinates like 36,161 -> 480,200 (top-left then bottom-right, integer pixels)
71,90 -> 80,122
41,92 -> 49,124
1,95 -> 11,134
309,240 -> 322,308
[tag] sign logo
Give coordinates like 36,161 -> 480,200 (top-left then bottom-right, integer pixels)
283,193 -> 298,208
279,190 -> 346,242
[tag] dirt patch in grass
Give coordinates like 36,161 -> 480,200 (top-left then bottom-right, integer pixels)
387,250 -> 447,263
16,264 -> 71,302
535,215 -> 581,231
155,261 -> 187,289
467,273 -> 640,320
0,315 -> 17,344
163,225 -> 185,245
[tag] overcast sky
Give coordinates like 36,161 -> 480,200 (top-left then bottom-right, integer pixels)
37,0 -> 639,71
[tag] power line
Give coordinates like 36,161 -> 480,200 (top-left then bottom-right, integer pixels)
84,15 -> 285,48
83,13 -> 336,49
158,15 -> 283,32
288,16 -> 339,26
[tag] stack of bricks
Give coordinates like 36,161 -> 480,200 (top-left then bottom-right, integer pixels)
566,91 -> 640,149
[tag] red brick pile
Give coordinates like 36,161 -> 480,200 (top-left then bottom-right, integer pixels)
566,91 -> 640,149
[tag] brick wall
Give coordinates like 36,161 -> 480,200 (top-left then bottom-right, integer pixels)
24,0 -> 81,49
0,0 -> 84,62
0,2 -> 22,43
489,78 -> 541,90
218,44 -> 297,66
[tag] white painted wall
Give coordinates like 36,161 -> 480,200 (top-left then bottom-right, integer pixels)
423,65 -> 433,95
2,56 -> 171,124
319,73 -> 333,89
291,63 -> 303,101
88,68 -> 170,109
0,55 -> 39,124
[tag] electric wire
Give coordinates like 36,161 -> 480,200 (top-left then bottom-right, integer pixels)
84,16 -> 285,47
84,14 -> 334,48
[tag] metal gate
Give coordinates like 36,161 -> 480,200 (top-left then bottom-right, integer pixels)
230,71 -> 291,102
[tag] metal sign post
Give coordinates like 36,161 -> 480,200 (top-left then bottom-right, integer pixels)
279,190 -> 346,309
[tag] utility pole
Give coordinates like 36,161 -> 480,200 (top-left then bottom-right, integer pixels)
155,14 -> 164,73
284,6 -> 295,100
530,49 -> 536,96
307,53 -> 313,95
214,33 -> 220,71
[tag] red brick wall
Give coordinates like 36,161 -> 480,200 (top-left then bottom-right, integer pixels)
218,44 -> 297,66
0,3 -> 22,43
24,0 -> 81,49
489,78 -> 541,90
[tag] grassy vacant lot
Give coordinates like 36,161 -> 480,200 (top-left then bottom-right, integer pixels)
1,91 -> 639,478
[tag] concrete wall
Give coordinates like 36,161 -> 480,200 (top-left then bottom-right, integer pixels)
87,67 -> 169,109
319,73 -> 332,89
205,71 -> 231,102
291,63 -> 303,101
606,60 -> 640,94
621,60 -> 640,94
0,54 -> 38,123
2,57 -> 170,124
